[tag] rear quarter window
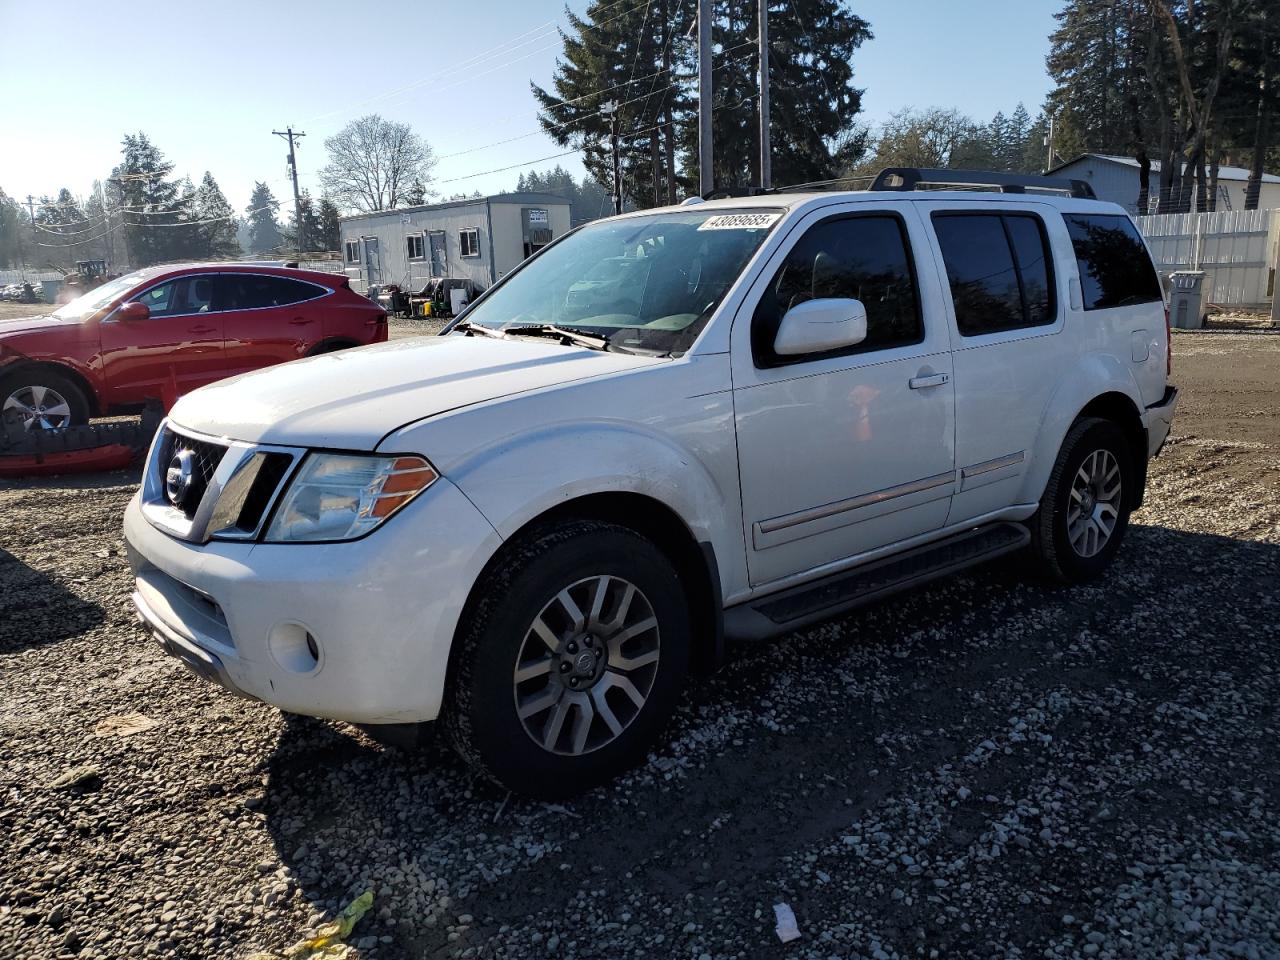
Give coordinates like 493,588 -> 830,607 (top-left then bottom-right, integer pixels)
1063,214 -> 1163,310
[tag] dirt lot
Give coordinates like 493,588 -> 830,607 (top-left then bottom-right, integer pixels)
1,331 -> 1278,960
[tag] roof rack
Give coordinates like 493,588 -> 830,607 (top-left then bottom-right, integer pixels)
869,167 -> 1096,200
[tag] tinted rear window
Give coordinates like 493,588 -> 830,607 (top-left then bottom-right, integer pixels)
932,213 -> 1056,336
1063,214 -> 1163,310
215,274 -> 324,311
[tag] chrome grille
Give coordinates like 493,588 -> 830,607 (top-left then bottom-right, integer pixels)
154,427 -> 228,520
140,420 -> 303,544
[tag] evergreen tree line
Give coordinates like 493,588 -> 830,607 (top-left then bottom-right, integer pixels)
0,133 -> 344,269
1044,0 -> 1279,212
533,0 -> 871,207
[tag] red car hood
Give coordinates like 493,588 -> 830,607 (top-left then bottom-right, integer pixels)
0,314 -> 76,338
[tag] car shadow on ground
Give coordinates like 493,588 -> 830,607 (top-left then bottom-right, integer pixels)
258,523 -> 1280,958
0,548 -> 106,653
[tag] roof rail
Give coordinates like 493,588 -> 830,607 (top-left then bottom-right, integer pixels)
869,167 -> 1096,200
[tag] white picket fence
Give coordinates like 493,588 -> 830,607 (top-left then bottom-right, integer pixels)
1137,208 -> 1278,309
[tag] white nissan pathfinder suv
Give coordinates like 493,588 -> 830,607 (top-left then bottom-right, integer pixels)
124,169 -> 1179,797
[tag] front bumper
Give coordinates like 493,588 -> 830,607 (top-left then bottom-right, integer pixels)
1144,385 -> 1179,458
123,477 -> 502,725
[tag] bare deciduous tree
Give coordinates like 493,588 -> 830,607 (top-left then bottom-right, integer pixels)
319,115 -> 436,213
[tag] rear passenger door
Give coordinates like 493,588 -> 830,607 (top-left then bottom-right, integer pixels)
916,203 -> 1066,525
732,204 -> 957,588
216,273 -> 329,376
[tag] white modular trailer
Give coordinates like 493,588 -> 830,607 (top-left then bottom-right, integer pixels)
339,192 -> 572,294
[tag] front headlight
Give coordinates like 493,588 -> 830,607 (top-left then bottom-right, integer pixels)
264,453 -> 438,543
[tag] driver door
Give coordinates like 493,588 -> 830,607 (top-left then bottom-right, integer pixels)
731,205 -> 957,587
99,274 -> 225,406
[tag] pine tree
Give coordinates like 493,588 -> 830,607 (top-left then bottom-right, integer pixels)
112,132 -> 181,266
35,188 -> 85,227
316,196 -> 342,252
0,188 -> 29,268
245,182 -> 284,254
681,0 -> 872,191
286,189 -> 325,253
192,173 -> 240,259
533,0 -> 692,208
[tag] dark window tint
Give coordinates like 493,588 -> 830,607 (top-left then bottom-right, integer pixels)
933,213 -> 1057,336
1006,216 -> 1053,326
753,214 -> 922,366
214,274 -> 323,311
1063,214 -> 1162,310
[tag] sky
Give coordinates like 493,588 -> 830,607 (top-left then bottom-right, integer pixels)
0,0 -> 1060,217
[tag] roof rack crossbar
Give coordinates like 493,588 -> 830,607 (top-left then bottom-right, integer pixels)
869,167 -> 1096,200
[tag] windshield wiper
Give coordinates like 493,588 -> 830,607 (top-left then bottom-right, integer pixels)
504,324 -> 613,351
451,319 -> 507,339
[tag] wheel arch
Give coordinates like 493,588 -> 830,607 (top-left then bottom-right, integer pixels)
453,491 -> 724,686
306,337 -> 360,356
1023,354 -> 1148,510
1076,391 -> 1147,509
0,359 -> 100,417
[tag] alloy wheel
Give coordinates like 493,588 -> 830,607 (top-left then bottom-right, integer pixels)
1067,448 -> 1122,558
512,575 -> 661,756
2,385 -> 73,431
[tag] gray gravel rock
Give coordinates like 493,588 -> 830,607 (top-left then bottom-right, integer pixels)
1,333 -> 1278,959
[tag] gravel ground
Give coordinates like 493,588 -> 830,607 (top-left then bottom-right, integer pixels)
1,331 -> 1278,960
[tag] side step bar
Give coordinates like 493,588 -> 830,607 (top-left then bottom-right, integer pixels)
724,522 -> 1030,642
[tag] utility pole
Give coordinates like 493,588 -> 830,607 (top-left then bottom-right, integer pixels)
697,0 -> 713,197
25,195 -> 36,226
758,0 -> 771,191
1044,115 -> 1056,172
273,126 -> 306,256
601,101 -> 622,216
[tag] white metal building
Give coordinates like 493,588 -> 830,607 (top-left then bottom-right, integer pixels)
339,192 -> 572,294
1049,153 -> 1280,214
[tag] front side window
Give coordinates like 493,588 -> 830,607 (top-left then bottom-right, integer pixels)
752,213 -> 923,367
406,235 -> 424,260
460,208 -> 780,355
214,274 -> 323,311
1063,213 -> 1163,310
933,212 -> 1057,336
460,228 -> 480,258
128,276 -> 214,318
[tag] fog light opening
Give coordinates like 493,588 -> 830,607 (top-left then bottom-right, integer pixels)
268,622 -> 322,674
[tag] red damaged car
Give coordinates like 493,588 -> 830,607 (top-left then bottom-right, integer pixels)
0,263 -> 387,430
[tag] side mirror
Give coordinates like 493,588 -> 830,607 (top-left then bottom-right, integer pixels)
774,297 -> 868,356
117,301 -> 150,323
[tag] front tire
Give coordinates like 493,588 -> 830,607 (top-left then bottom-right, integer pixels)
0,368 -> 90,431
1028,417 -> 1135,583
445,520 -> 690,798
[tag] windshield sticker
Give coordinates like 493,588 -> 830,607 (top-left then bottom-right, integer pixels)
696,213 -> 782,231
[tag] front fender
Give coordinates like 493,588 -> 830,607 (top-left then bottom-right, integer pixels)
1019,351 -> 1144,505
440,417 -> 740,593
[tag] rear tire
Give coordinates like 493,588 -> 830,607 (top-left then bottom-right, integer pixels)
1028,417 -> 1135,583
445,520 -> 690,798
0,367 -> 90,432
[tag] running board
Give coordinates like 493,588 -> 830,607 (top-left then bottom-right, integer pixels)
724,522 -> 1030,642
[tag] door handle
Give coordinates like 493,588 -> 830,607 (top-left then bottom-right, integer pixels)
189,325 -> 216,334
289,317 -> 313,325
909,373 -> 949,390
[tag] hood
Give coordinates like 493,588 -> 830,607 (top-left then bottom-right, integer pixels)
0,314 -> 71,337
168,334 -> 666,449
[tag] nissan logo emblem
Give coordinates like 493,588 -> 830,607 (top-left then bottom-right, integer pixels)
165,449 -> 196,509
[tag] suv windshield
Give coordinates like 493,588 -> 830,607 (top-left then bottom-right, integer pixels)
460,208 -> 782,354
51,270 -> 152,321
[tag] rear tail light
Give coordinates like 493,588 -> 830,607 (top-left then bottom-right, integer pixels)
1164,305 -> 1172,376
